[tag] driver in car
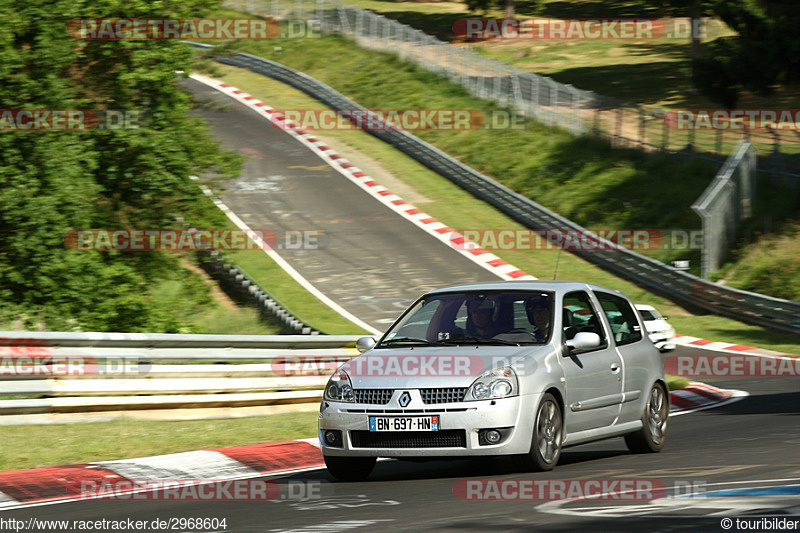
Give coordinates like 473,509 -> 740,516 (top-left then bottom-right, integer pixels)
466,299 -> 501,338
525,295 -> 551,342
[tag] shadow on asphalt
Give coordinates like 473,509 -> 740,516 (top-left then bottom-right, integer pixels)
712,391 -> 800,416
279,446 -> 635,484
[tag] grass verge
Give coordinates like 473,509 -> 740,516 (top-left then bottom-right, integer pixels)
666,375 -> 690,391
190,186 -> 370,335
0,377 -> 694,471
192,53 -> 799,354
0,412 -> 319,472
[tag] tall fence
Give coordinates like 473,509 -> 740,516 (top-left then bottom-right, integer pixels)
224,0 -> 798,176
187,43 -> 800,335
692,141 -> 757,279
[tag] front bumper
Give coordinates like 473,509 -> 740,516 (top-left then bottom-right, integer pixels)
649,333 -> 676,351
318,393 -> 540,457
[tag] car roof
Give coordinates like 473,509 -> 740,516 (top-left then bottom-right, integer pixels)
425,280 -> 624,297
634,304 -> 657,311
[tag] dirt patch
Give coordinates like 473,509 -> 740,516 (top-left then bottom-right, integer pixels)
180,256 -> 238,310
308,134 -> 435,205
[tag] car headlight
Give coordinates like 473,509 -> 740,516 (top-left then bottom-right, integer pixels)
465,366 -> 518,401
323,368 -> 354,402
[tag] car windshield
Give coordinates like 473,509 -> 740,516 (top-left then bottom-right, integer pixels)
639,309 -> 660,321
379,290 -> 554,346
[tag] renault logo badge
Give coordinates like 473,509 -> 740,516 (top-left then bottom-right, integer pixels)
398,391 -> 411,407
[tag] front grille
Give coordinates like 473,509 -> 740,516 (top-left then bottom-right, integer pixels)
354,389 -> 394,405
420,388 -> 467,404
350,430 -> 467,448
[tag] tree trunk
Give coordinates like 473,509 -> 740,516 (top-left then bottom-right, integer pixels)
690,0 -> 704,60
504,0 -> 515,19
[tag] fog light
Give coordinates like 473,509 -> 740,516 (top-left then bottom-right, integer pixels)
324,431 -> 338,444
485,430 -> 501,444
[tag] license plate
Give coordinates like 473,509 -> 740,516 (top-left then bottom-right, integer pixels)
369,415 -> 440,432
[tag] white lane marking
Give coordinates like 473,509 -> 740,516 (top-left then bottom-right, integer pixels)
188,73 -> 535,283
196,181 -> 380,335
284,495 -> 401,511
269,519 -> 395,533
537,478 -> 800,518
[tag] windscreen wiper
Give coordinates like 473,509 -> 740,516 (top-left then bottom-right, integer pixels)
380,336 -> 456,346
451,335 -> 523,346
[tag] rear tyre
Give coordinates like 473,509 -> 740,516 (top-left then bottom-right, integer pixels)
323,455 -> 376,482
625,382 -> 669,453
518,393 -> 562,471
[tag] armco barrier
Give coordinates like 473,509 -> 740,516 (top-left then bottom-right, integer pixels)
0,331 -> 359,416
200,251 -> 320,334
187,43 -> 799,336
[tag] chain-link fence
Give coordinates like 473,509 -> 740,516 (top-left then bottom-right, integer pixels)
224,0 -> 798,178
692,141 -> 757,280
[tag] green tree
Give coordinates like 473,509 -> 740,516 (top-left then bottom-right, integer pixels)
465,0 -> 524,18
644,0 -> 710,61
0,0 -> 237,331
692,0 -> 800,107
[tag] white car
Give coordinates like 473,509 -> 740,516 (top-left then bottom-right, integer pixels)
635,304 -> 676,352
319,281 -> 669,481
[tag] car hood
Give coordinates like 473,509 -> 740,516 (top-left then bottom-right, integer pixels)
343,344 -> 553,389
643,319 -> 671,333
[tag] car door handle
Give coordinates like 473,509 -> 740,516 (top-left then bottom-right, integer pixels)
610,363 -> 620,373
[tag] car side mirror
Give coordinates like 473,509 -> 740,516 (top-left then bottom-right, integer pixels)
565,332 -> 601,352
356,336 -> 376,353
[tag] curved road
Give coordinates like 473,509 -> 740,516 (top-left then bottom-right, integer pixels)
4,345 -> 798,532
6,80 -> 791,532
185,78 -> 500,331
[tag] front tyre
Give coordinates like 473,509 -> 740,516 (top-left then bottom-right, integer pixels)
625,382 -> 669,453
518,393 -> 562,471
323,455 -> 376,482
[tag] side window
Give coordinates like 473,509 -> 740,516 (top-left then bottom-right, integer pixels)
562,291 -> 607,345
596,292 -> 643,345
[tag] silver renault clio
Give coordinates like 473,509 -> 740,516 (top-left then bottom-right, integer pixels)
319,281 -> 668,481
